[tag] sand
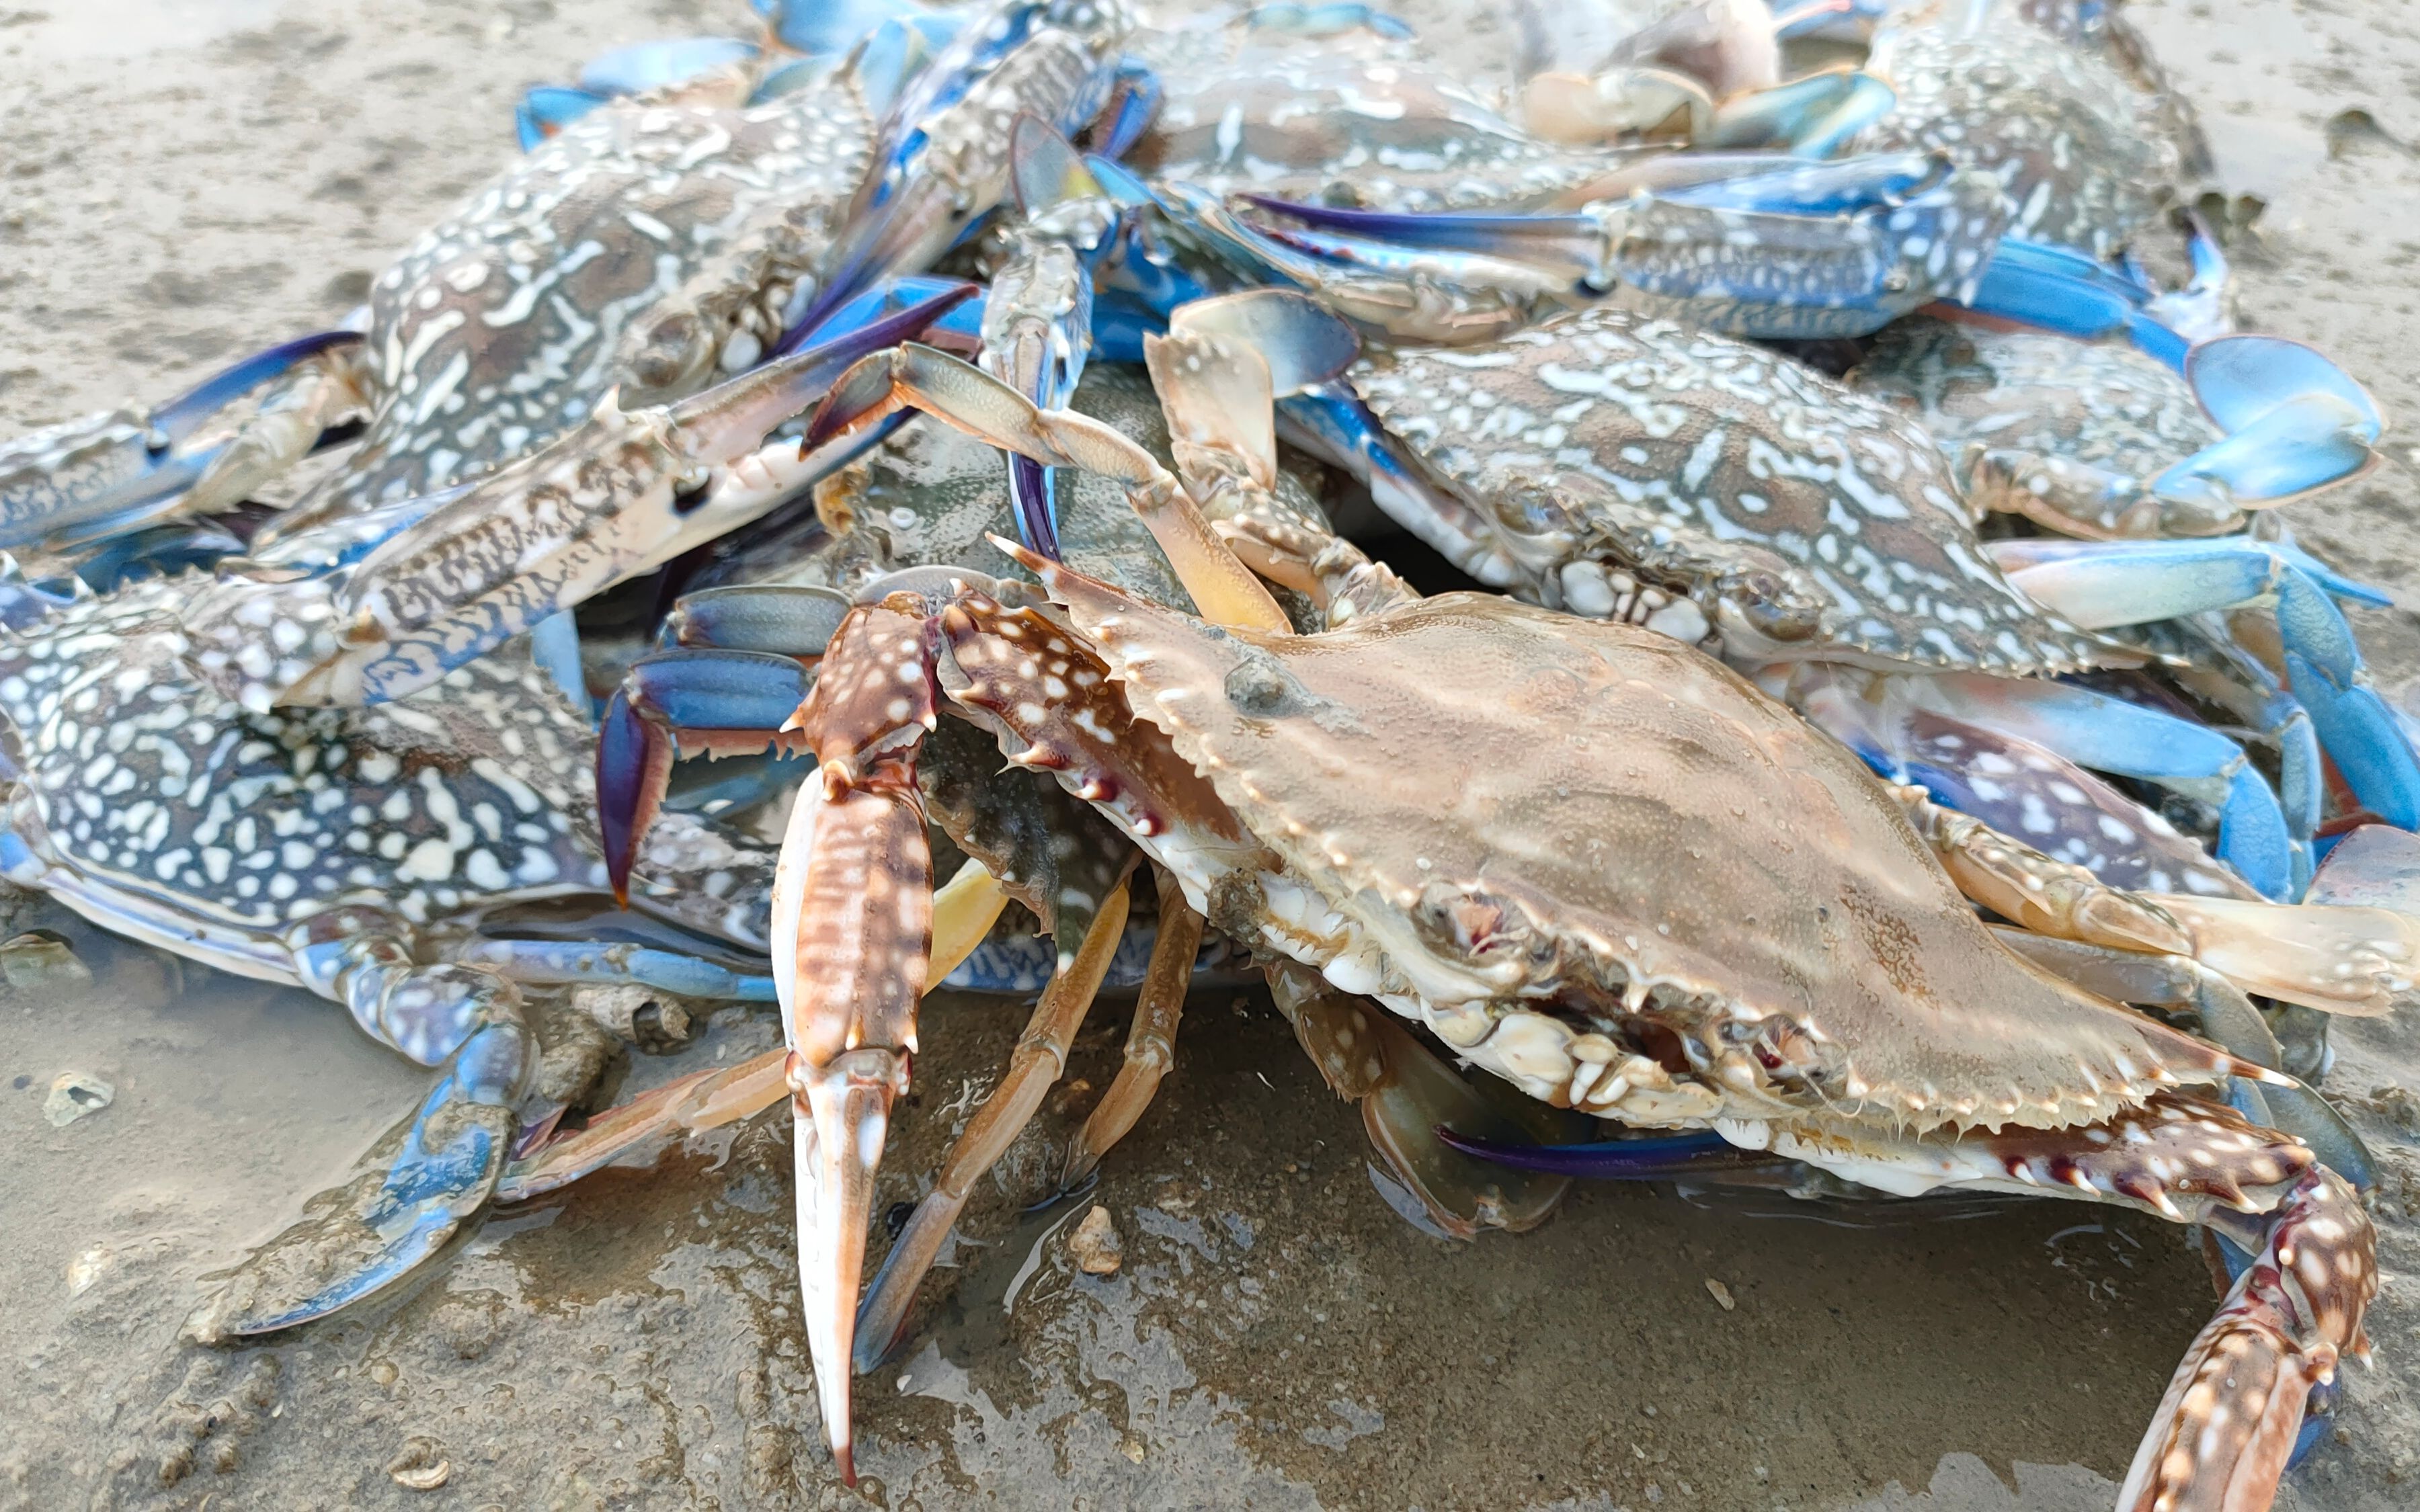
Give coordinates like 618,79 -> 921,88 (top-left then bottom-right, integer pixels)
1,1 -> 2417,1507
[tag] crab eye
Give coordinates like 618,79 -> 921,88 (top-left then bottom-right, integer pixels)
1222,657 -> 1303,717
628,310 -> 709,393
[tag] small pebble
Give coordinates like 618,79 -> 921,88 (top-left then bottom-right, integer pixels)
3,930 -> 91,990
43,1071 -> 112,1126
1121,1436 -> 1146,1464
1703,1277 -> 1735,1311
66,1244 -> 113,1296
387,1437 -> 450,1490
1069,1204 -> 1122,1276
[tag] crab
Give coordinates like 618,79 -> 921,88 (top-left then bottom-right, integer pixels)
573,353 -> 1574,1369
2,48 -> 913,571
577,337 -> 2406,1498
1850,0 -> 2193,259
0,302 -> 994,1345
1,0 -> 1138,561
1129,288 -> 2364,902
0,555 -> 805,1341
1837,312 -> 2420,853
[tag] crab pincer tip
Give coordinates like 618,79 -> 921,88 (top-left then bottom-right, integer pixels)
596,687 -> 669,906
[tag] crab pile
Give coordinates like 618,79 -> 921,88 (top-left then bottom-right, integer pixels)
9,1 -> 2419,1505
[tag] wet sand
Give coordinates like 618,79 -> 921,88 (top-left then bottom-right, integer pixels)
1,2 -> 2417,1508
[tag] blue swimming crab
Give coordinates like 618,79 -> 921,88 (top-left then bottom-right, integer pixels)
1098,2 -> 2007,343
1137,287 -> 2378,900
520,333 -> 2406,1496
0,0 -> 1140,566
1851,0 -> 2193,258
0,297 -> 977,1343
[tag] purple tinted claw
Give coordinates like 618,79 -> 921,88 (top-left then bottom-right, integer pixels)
600,648 -> 817,899
599,689 -> 675,905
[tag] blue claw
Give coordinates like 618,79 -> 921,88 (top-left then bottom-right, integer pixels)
602,648 -> 815,898
1998,537 -> 2420,839
2289,650 -> 2420,830
2164,336 -> 2384,503
658,583 -> 854,653
1,329 -> 361,550
787,0 -> 1129,339
1960,237 -> 2191,369
1234,149 -> 2007,339
624,648 -> 815,734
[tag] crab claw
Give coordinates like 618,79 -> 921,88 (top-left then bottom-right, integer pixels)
2166,335 -> 2385,504
599,647 -> 817,899
1,329 -> 362,551
187,283 -> 971,714
1236,150 -> 2006,340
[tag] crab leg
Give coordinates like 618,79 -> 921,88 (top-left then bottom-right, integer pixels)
853,864 -> 1134,1369
495,856 -> 1010,1204
1893,786 -> 2420,1016
1266,964 -> 1581,1241
186,915 -> 535,1342
2125,1167 -> 2375,1511
1990,928 -> 2378,1193
1059,867 -> 1203,1191
806,343 -> 1293,632
1992,536 -> 2420,832
1230,149 -> 2008,340
979,114 -> 1123,558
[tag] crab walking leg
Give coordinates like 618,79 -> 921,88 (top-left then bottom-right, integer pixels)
1990,928 -> 2378,1194
1711,1093 -> 2374,1507
2123,1167 -> 2376,1512
1266,964 -> 1578,1240
1890,786 -> 2420,1017
805,343 -> 1293,633
854,868 -> 1134,1370
1059,868 -> 1204,1193
496,858 -> 1013,1204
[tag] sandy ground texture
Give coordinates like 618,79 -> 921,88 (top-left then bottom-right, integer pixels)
2,1 -> 2419,1508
